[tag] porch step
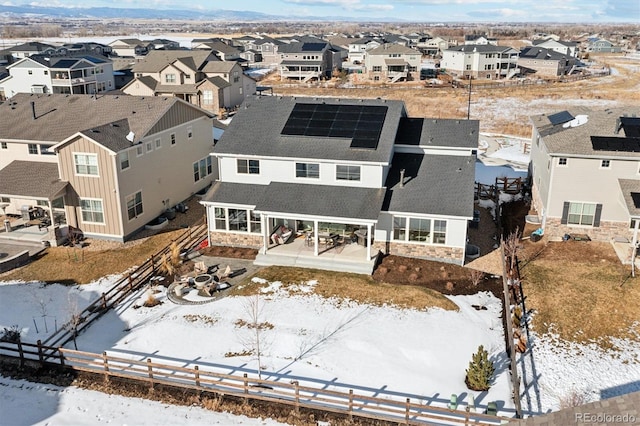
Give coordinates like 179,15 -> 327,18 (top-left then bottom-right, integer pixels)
254,253 -> 376,275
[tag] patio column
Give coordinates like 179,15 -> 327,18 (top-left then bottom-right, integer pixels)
313,219 -> 319,257
47,200 -> 54,228
262,214 -> 269,254
631,218 -> 640,277
366,223 -> 372,260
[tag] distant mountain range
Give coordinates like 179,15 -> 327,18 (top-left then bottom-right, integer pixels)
0,4 -> 402,22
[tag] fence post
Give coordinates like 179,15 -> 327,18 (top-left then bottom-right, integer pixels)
348,389 -> 353,422
37,340 -> 44,367
293,380 -> 300,415
101,293 -> 107,310
147,358 -> 154,391
194,365 -> 200,387
128,274 -> 134,291
405,397 -> 410,424
17,340 -> 25,368
465,406 -> 470,425
243,373 -> 248,401
102,351 -> 110,383
58,348 -> 65,367
150,254 -> 155,272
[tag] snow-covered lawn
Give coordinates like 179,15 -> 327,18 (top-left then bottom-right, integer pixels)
0,276 -> 515,420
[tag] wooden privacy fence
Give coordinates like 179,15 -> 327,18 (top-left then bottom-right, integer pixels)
38,222 -> 209,355
0,342 -> 508,426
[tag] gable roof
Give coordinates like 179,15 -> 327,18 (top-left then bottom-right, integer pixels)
200,76 -> 231,89
532,38 -> 577,47
383,153 -> 475,217
0,160 -> 68,199
395,117 -> 479,149
279,42 -> 330,54
447,45 -> 517,54
77,118 -> 133,153
201,60 -> 238,74
0,93 -> 212,148
28,54 -> 111,69
213,95 -> 406,163
0,41 -> 55,56
367,44 -> 421,55
109,38 -> 144,47
519,46 -> 571,61
132,50 -> 213,73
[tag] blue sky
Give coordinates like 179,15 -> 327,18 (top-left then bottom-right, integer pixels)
10,0 -> 640,22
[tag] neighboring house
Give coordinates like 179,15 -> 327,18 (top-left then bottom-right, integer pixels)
532,38 -> 579,58
517,46 -> 578,77
464,34 -> 498,46
278,41 -> 342,81
200,95 -> 477,274
529,107 -> 640,250
441,44 -> 519,79
57,42 -> 113,57
0,55 -> 115,100
364,43 -> 422,82
586,38 -> 623,53
146,39 -> 181,51
192,39 -> 242,61
416,36 -> 451,57
0,93 -> 217,242
108,39 -> 148,57
0,42 -> 55,63
347,38 -> 381,64
236,36 -> 283,65
239,49 -> 263,66
122,50 -> 255,115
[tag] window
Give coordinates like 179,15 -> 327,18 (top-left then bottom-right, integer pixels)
146,141 -> 153,153
250,211 -> 261,233
44,70 -> 48,75
336,165 -> 360,181
194,157 -> 213,182
228,209 -> 247,231
165,73 -> 176,83
155,138 -> 161,149
296,163 -> 319,179
119,151 -> 130,170
37,200 -> 49,207
214,207 -> 226,230
601,159 -> 611,168
74,153 -> 98,176
233,71 -> 239,83
372,66 -> 382,72
203,90 -> 214,104
433,220 -> 447,244
28,70 -> 33,75
51,197 -> 64,209
559,158 -> 567,166
187,127 -> 193,139
409,218 -> 430,242
170,133 -> 176,146
0,142 -> 6,149
567,202 -> 596,226
136,145 -> 143,157
237,159 -> 260,174
0,197 -> 9,203
393,217 -> 406,241
126,191 -> 143,220
39,144 -> 54,155
80,199 -> 104,224
28,144 -> 38,155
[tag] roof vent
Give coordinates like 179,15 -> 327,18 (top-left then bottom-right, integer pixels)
126,131 -> 135,142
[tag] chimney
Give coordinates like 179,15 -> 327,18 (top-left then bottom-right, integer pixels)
399,169 -> 405,188
30,101 -> 36,120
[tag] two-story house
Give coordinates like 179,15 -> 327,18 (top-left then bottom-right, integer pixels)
0,42 -> 55,64
0,93 -> 217,242
441,45 -> 519,79
464,35 -> 498,46
529,107 -> 640,251
122,50 -> 256,115
417,36 -> 452,57
200,95 -> 477,274
532,38 -> 579,58
278,41 -> 343,82
347,38 -> 381,64
0,55 -> 115,100
586,38 -> 623,53
192,39 -> 242,61
518,46 -> 578,77
108,39 -> 148,57
364,43 -> 422,83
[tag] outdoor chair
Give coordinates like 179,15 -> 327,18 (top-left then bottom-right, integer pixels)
194,261 -> 207,274
448,394 -> 458,410
485,401 -> 497,416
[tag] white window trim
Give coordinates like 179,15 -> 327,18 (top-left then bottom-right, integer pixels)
155,138 -> 161,149
119,151 -> 130,171
212,206 -> 261,234
79,197 -> 105,225
73,152 -> 100,177
558,157 -> 568,167
599,159 -> 611,169
392,215 -> 448,245
237,158 -> 260,175
336,164 -> 361,182
126,190 -> 144,221
145,141 -> 153,153
136,145 -> 144,157
566,201 -> 597,227
170,133 -> 176,146
295,162 -> 320,179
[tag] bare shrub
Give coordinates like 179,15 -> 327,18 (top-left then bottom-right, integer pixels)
398,265 -> 407,273
143,290 -> 161,308
559,390 -> 589,409
408,273 -> 419,282
470,269 -> 485,287
445,281 -> 455,292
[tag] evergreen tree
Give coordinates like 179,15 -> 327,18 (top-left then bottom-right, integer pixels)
465,345 -> 495,391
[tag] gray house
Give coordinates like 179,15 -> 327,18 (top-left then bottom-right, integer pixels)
201,95 -> 478,273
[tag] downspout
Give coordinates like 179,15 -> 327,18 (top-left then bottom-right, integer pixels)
541,152 -> 556,231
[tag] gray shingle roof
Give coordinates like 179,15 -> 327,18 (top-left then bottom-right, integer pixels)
531,106 -> 640,157
368,44 -> 420,55
0,160 -> 67,199
383,153 -> 475,217
132,50 -> 213,73
202,181 -> 385,221
201,60 -> 238,74
0,93 -> 207,147
279,42 -> 329,54
78,118 -> 132,153
395,117 -> 479,149
618,179 -> 640,217
447,44 -> 517,54
519,46 -> 570,60
213,95 -> 405,163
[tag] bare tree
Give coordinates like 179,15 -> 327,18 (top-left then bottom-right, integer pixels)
240,293 -> 272,381
503,227 -> 521,278
66,294 -> 83,350
469,269 -> 485,287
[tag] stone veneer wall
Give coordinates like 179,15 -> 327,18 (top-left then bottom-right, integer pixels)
208,231 -> 263,249
544,218 -> 632,243
531,183 -> 544,218
372,241 -> 464,265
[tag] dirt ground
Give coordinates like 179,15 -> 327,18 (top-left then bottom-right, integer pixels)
200,245 -> 258,260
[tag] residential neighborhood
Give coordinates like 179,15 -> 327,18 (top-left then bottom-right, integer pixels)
1,5 -> 640,426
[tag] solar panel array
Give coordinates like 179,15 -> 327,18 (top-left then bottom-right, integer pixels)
548,110 -> 574,126
301,43 -> 327,52
632,192 -> 640,209
591,136 -> 640,152
621,117 -> 640,138
281,103 -> 388,150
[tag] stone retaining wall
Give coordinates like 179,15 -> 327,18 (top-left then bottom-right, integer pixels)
372,241 -> 464,265
544,218 -> 632,242
208,231 -> 262,249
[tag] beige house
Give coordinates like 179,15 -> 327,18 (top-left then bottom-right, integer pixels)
518,46 -> 577,77
364,44 -> 422,82
0,93 -> 216,242
122,50 -> 255,115
530,107 -> 640,250
108,38 -> 147,57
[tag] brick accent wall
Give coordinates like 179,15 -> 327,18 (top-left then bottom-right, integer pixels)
208,231 -> 263,249
544,218 -> 632,243
372,241 -> 464,265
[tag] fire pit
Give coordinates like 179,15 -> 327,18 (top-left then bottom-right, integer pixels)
193,274 -> 212,289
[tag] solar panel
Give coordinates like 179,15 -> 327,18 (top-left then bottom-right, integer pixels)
281,103 -> 388,150
621,117 -> 640,138
301,42 -> 327,52
591,136 -> 640,152
632,193 -> 640,209
548,111 -> 574,126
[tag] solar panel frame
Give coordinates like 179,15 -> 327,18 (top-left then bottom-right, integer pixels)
548,111 -> 575,126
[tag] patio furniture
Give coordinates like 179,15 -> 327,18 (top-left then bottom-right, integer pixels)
485,401 -> 497,416
354,229 -> 368,246
194,261 -> 207,274
270,225 -> 293,245
448,394 -> 458,410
